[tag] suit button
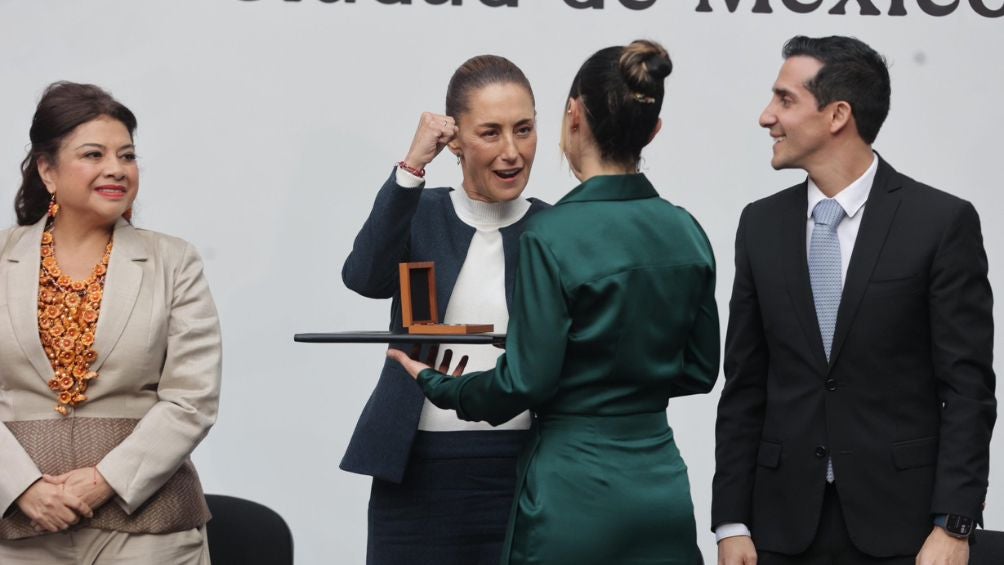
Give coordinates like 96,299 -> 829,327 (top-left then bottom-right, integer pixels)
825,378 -> 838,391
815,446 -> 829,458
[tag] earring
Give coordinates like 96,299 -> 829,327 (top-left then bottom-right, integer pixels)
456,155 -> 461,165
48,193 -> 59,218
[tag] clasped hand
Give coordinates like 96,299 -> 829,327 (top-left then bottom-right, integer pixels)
16,467 -> 114,533
387,344 -> 469,380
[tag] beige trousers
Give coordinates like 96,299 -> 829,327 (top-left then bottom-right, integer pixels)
0,527 -> 210,564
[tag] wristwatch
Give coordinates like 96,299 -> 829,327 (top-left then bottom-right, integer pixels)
934,514 -> 974,538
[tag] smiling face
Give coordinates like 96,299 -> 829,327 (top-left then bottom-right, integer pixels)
39,116 -> 138,227
451,82 -> 537,203
759,56 -> 833,172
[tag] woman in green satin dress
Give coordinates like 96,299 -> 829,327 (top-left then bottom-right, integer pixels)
389,39 -> 718,565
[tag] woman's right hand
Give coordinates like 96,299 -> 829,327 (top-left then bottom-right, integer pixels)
16,479 -> 93,533
387,344 -> 469,381
402,112 -> 459,172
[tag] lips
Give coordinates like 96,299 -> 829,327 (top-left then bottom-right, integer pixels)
95,185 -> 127,199
494,168 -> 522,180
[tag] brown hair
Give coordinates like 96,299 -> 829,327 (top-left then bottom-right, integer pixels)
445,55 -> 534,120
568,39 -> 673,167
15,82 -> 137,226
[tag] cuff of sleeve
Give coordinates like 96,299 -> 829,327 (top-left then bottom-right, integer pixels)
715,523 -> 752,543
96,459 -> 138,515
1,473 -> 42,519
395,166 -> 425,188
0,440 -> 43,519
418,368 -> 454,407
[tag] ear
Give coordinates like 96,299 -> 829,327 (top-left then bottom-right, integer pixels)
566,98 -> 584,130
647,118 -> 663,145
447,137 -> 462,157
828,101 -> 853,135
36,156 -> 57,195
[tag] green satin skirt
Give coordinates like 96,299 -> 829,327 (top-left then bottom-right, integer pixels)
503,412 -> 700,565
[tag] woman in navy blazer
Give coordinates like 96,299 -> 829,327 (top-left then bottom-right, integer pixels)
339,55 -> 548,565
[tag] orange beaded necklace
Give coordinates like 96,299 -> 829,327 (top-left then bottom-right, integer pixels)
37,228 -> 112,416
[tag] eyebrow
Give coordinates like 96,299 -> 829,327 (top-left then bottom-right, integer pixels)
74,143 -> 136,151
773,87 -> 794,98
476,118 -> 536,129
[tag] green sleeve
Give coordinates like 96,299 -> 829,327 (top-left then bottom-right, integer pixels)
671,269 -> 720,397
419,232 -> 569,425
672,220 -> 720,397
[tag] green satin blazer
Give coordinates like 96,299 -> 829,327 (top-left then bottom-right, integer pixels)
419,173 -> 719,420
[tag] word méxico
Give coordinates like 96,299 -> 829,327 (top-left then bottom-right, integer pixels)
696,0 -> 1003,16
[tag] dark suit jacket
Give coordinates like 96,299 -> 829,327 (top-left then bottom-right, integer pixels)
338,169 -> 548,483
712,158 -> 996,557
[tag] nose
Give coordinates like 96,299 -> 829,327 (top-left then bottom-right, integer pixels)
500,133 -> 519,162
104,155 -> 126,180
759,104 -> 776,129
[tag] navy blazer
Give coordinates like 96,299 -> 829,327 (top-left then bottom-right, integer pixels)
340,169 -> 549,482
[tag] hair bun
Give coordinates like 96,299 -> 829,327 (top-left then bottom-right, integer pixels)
619,40 -> 673,96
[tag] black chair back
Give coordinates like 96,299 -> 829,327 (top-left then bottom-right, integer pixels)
971,529 -> 1004,565
205,494 -> 294,565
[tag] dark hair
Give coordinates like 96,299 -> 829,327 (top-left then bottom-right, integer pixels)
445,55 -> 534,120
15,82 -> 137,226
782,35 -> 890,144
568,39 -> 673,168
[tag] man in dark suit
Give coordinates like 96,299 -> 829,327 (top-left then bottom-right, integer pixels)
712,36 -> 996,565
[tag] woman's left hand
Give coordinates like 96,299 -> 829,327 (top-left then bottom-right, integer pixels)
387,345 -> 468,380
42,467 -> 114,513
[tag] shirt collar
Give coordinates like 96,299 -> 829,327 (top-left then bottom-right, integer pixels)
806,152 -> 878,220
557,173 -> 659,206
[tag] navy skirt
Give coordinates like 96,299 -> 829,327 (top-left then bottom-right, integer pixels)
367,430 -> 528,565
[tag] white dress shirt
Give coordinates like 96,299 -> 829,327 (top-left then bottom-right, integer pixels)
804,154 -> 877,283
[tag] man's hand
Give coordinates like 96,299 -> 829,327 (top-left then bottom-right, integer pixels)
916,526 -> 969,565
15,479 -> 93,533
718,535 -> 758,565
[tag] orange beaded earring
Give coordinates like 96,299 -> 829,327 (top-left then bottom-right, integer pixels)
47,193 -> 59,218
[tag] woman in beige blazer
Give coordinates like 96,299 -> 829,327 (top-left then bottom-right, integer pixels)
0,82 -> 221,564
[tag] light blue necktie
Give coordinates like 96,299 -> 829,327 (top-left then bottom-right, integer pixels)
808,198 -> 845,483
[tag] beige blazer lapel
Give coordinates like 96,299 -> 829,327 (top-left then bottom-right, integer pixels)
92,218 -> 147,372
5,218 -> 52,384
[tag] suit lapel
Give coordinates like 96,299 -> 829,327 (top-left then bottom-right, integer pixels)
780,184 -> 830,371
92,218 -> 147,372
828,160 -> 903,369
6,218 -> 55,383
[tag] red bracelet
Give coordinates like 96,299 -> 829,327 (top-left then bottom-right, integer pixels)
397,160 -> 426,178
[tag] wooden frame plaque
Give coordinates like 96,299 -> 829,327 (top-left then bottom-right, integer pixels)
399,262 -> 493,335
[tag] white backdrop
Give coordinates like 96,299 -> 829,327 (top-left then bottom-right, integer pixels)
1,1 -> 1002,563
